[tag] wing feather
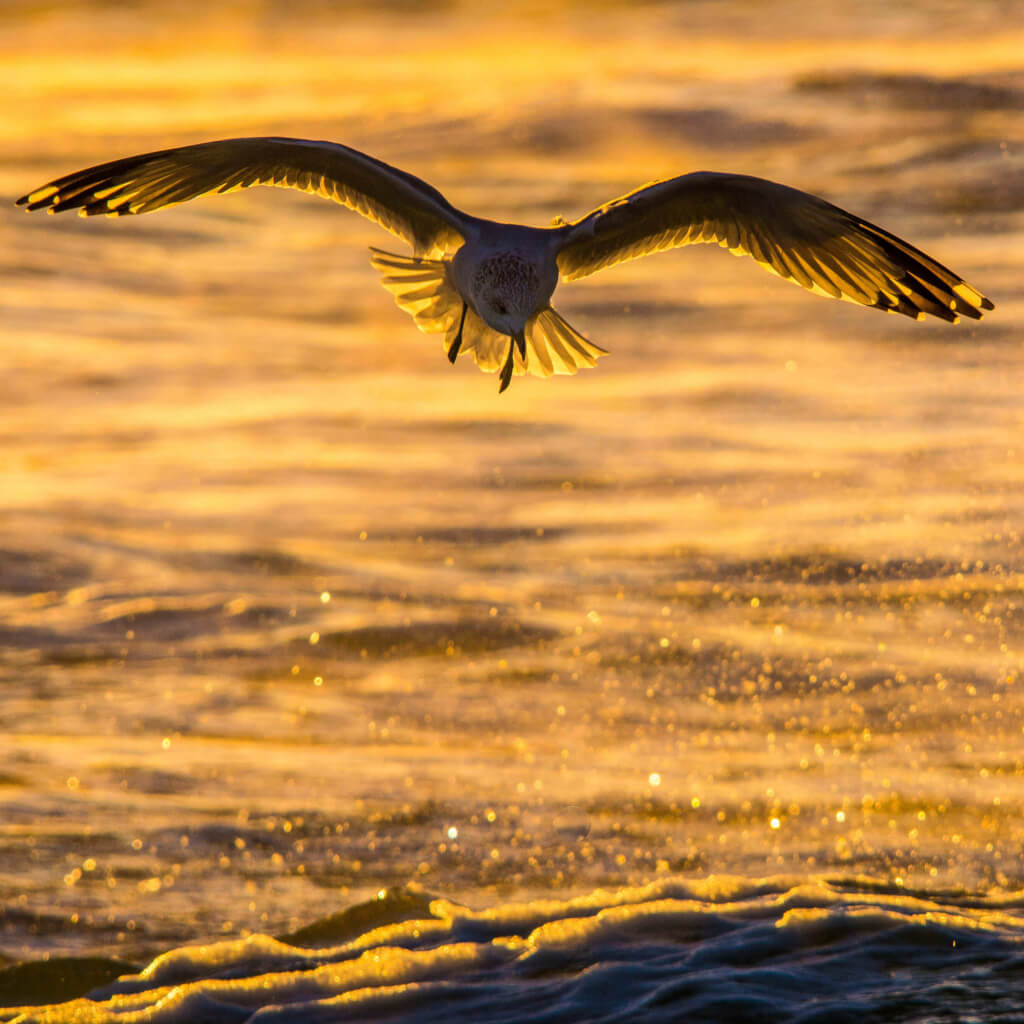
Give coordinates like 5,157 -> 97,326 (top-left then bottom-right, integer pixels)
556,171 -> 993,321
17,137 -> 471,256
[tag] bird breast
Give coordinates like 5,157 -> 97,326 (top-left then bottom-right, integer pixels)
453,245 -> 555,327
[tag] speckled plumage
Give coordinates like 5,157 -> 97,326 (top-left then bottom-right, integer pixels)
473,250 -> 540,304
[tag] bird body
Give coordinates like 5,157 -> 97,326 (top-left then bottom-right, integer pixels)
451,224 -> 560,334
17,137 -> 993,391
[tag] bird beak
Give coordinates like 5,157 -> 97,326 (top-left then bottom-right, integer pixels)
513,328 -> 526,359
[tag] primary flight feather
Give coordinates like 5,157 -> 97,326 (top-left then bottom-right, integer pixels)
17,136 -> 993,392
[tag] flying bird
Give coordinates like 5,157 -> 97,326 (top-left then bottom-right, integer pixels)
17,137 -> 993,392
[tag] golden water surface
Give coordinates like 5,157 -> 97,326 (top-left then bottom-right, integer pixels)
1,0 -> 1022,961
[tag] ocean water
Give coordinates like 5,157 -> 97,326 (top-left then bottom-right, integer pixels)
1,1 -> 1022,1020
5,877 -> 1024,1022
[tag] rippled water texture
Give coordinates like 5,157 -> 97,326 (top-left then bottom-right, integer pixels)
1,1 -> 1022,1019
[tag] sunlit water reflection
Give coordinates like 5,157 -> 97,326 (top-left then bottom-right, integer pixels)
1,1 -> 1022,1019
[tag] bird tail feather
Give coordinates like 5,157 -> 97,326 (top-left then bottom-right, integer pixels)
524,308 -> 608,377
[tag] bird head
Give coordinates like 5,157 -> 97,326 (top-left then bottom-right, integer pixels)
477,290 -> 531,337
470,249 -> 548,338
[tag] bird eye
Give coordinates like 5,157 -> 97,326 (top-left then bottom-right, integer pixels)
494,300 -> 508,316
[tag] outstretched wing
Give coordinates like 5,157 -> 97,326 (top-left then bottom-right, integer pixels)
16,137 -> 471,256
555,172 -> 993,323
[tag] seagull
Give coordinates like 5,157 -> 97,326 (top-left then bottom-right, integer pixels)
17,137 -> 993,392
